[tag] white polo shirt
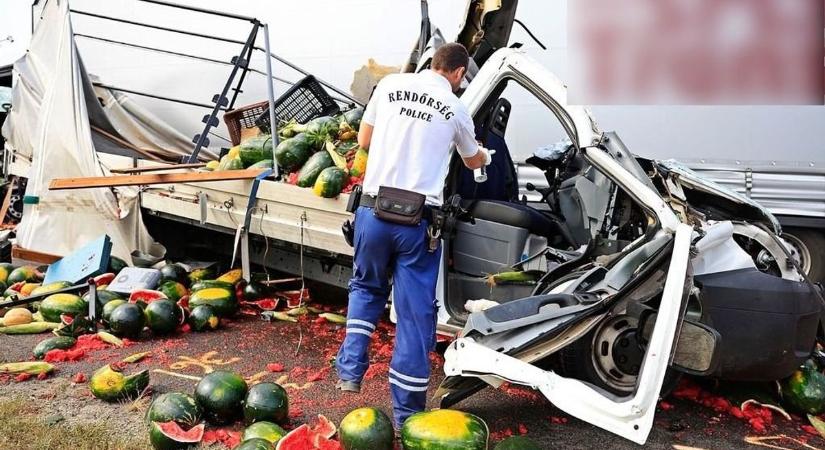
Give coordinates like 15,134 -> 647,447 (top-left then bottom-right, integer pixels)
361,70 -> 479,206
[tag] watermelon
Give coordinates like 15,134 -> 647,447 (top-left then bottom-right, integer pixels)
188,267 -> 216,284
781,359 -> 825,414
313,167 -> 347,198
19,282 -> 40,297
94,273 -> 116,287
30,281 -> 72,297
130,289 -> 168,305
191,280 -> 235,293
102,299 -> 127,324
238,438 -> 276,450
240,135 -> 275,167
296,151 -> 334,188
248,159 -> 274,169
244,382 -> 289,425
187,305 -> 219,331
400,410 -> 488,450
494,436 -> 541,450
145,299 -> 182,335
225,158 -> 245,170
243,421 -> 287,445
189,287 -> 238,317
349,149 -> 368,178
109,303 -> 146,338
341,108 -> 364,131
304,116 -> 340,149
108,256 -> 129,273
339,407 -> 393,450
160,264 -> 189,286
53,314 -> 94,337
217,268 -> 244,285
33,336 -> 76,359
147,392 -> 202,429
194,370 -> 248,424
8,266 -> 41,284
89,364 -> 150,402
274,134 -> 313,172
39,293 -> 86,323
149,421 -> 205,450
275,424 -> 342,450
243,281 -> 269,302
159,281 -> 188,302
0,263 -> 15,284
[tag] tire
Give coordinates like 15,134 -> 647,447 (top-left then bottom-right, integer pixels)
782,227 -> 825,284
559,315 -> 682,397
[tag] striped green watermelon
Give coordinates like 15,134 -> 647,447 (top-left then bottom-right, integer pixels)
339,407 -> 394,450
147,392 -> 202,429
401,409 -> 488,450
195,370 -> 248,424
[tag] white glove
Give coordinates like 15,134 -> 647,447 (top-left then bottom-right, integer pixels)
479,146 -> 496,165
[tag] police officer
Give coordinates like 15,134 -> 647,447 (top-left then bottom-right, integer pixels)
335,43 -> 492,428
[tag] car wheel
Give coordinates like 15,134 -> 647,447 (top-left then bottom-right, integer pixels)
781,228 -> 825,284
559,314 -> 682,397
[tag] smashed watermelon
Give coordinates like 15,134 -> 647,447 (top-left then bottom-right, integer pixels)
130,289 -> 168,305
149,421 -> 205,450
276,423 -> 342,450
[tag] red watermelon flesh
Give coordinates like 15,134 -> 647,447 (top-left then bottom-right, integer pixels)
156,421 -> 205,442
129,289 -> 167,305
312,414 -> 336,439
94,273 -> 115,287
276,424 -> 342,450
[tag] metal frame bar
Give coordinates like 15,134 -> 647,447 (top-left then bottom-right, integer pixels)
228,27 -> 259,110
137,0 -> 257,22
262,23 -> 280,178
74,34 -> 294,86
92,82 -> 221,110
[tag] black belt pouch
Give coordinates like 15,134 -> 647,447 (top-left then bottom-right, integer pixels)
374,186 -> 426,226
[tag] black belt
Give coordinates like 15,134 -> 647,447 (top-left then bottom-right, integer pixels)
359,195 -> 438,221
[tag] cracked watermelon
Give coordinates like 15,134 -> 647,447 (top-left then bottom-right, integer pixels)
149,421 -> 204,450
147,392 -> 202,429
275,424 -> 342,450
400,409 -> 488,450
39,293 -> 86,323
339,407 -> 393,450
89,364 -> 150,402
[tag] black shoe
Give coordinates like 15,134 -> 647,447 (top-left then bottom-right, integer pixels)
335,379 -> 361,393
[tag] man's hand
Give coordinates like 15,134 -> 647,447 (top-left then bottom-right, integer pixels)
461,145 -> 494,170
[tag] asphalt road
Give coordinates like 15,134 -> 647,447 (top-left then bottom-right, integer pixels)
1,291 -> 822,450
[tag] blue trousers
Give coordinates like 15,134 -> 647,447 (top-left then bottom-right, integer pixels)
336,206 -> 441,427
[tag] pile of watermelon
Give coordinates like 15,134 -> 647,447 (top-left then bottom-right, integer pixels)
205,107 -> 366,199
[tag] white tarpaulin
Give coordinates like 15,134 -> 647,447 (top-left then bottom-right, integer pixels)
0,0 -> 158,261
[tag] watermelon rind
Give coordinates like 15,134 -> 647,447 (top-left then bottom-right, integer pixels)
149,421 -> 204,450
90,364 -> 150,402
339,407 -> 393,450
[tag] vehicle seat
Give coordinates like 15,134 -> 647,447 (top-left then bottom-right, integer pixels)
468,200 -> 558,238
454,98 -> 518,202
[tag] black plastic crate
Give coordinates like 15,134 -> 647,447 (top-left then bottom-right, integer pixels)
255,75 -> 340,133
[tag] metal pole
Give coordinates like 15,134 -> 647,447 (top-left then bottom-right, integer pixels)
75,34 -> 294,86
262,23 -> 280,178
254,47 -> 362,106
228,26 -> 260,109
92,82 -> 223,110
137,0 -> 257,22
71,10 -> 248,46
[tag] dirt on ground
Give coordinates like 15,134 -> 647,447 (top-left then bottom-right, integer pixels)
1,293 -> 824,450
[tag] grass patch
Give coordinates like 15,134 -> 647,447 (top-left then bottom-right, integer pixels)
0,396 -> 150,450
